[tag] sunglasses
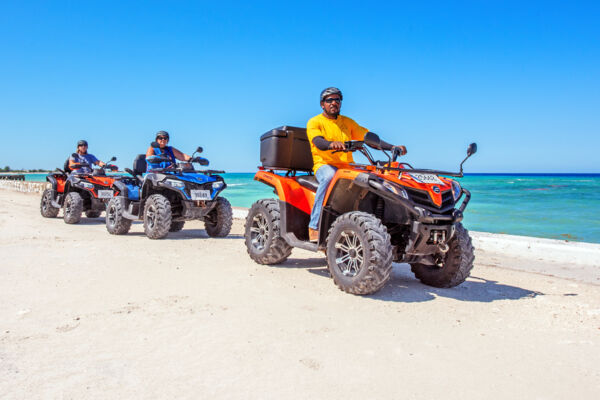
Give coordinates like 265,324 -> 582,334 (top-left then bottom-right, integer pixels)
324,98 -> 342,104
78,144 -> 88,147
157,136 -> 169,140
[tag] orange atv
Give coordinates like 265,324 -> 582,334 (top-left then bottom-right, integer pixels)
40,154 -> 119,224
244,126 -> 477,295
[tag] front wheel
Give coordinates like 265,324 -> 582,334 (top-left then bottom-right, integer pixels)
40,188 -> 60,218
143,194 -> 172,239
244,199 -> 292,264
205,197 -> 233,238
63,192 -> 84,224
410,223 -> 475,288
326,211 -> 392,295
106,197 -> 132,235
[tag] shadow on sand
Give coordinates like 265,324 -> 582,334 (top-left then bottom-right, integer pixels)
126,229 -> 244,240
271,258 -> 543,303
76,218 -> 107,226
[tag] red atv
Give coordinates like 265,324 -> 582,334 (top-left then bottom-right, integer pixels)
40,154 -> 119,224
244,126 -> 477,295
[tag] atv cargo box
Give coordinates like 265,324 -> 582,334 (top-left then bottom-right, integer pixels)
260,126 -> 313,171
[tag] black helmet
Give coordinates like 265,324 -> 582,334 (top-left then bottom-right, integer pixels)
77,140 -> 88,147
320,87 -> 343,102
156,130 -> 170,140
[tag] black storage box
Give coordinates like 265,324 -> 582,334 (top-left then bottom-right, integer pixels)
260,126 -> 314,171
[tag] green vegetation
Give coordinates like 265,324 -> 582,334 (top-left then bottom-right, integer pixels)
1,166 -> 50,173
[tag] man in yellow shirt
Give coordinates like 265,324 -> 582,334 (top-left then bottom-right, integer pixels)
306,87 -> 406,241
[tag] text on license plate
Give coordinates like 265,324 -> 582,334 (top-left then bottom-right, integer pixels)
409,173 -> 443,184
97,190 -> 114,199
191,190 -> 211,200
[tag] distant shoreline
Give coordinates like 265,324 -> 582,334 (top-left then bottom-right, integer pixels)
1,171 -> 599,176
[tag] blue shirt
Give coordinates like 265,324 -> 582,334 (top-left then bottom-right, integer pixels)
147,146 -> 176,170
69,153 -> 99,174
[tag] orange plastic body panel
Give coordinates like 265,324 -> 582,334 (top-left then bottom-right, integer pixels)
254,170 -> 315,214
380,171 -> 452,207
256,164 -> 455,211
55,176 -> 67,193
86,175 -> 118,198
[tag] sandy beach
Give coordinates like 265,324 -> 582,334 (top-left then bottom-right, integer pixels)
1,189 -> 599,399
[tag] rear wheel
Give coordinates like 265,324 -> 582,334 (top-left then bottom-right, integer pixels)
106,197 -> 132,235
40,189 -> 60,218
205,197 -> 233,237
143,194 -> 172,239
169,221 -> 185,232
85,210 -> 102,218
410,223 -> 474,288
326,211 -> 392,295
244,199 -> 292,264
63,192 -> 83,224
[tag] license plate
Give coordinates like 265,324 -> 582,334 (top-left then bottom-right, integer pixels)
409,173 -> 443,184
97,190 -> 114,199
191,190 -> 211,200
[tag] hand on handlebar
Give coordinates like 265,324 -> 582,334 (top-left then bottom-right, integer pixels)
392,145 -> 407,156
329,141 -> 345,151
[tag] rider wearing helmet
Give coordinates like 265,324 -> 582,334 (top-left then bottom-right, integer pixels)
145,131 -> 192,170
68,140 -> 106,174
305,87 -> 407,241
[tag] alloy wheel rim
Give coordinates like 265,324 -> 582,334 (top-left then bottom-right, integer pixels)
147,205 -> 156,229
250,212 -> 269,251
334,230 -> 364,277
107,205 -> 116,225
42,193 -> 50,212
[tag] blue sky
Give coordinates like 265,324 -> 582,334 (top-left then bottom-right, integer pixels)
1,1 -> 598,172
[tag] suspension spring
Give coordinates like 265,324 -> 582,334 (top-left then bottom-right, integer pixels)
375,197 -> 384,220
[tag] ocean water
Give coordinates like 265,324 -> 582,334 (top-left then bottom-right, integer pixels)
23,172 -> 600,243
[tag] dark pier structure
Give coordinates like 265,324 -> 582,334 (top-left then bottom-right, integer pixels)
0,174 -> 26,181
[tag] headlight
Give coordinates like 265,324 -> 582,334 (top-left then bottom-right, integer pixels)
451,180 -> 462,200
212,181 -> 224,190
382,181 -> 408,199
81,182 -> 94,189
165,179 -> 185,189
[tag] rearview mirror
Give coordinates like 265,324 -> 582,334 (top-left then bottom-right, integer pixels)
196,146 -> 203,154
71,153 -> 78,158
151,141 -> 159,148
467,143 -> 477,156
364,132 -> 382,150
109,156 -> 117,162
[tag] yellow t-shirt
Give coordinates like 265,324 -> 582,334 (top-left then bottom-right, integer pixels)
306,113 -> 368,173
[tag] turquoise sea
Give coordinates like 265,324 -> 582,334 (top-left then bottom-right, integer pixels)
23,172 -> 600,244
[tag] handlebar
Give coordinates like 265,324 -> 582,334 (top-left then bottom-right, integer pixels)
331,140 -> 364,154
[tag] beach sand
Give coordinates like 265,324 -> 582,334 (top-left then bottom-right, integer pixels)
1,189 -> 599,399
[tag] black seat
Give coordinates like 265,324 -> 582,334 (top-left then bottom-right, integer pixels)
133,154 -> 147,176
296,175 -> 318,192
63,158 -> 72,173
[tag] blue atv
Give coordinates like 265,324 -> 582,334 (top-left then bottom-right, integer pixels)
105,144 -> 232,239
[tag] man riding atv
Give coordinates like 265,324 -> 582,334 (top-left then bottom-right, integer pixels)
69,140 -> 106,173
245,89 -> 477,295
307,87 -> 407,241
146,131 -> 191,170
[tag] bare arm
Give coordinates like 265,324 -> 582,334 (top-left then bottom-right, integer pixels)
172,147 -> 191,161
145,146 -> 155,159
